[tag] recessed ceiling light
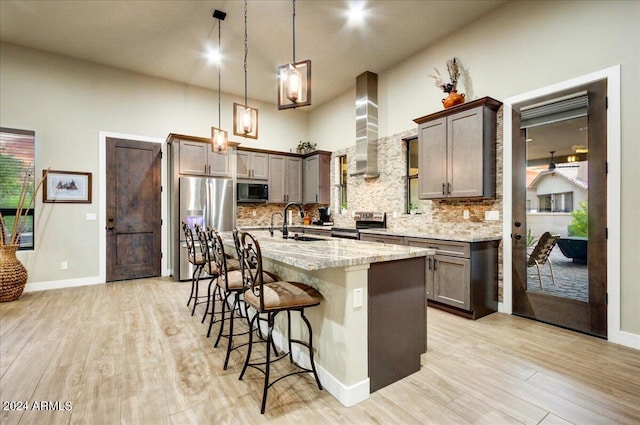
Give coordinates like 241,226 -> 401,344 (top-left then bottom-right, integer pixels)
204,47 -> 222,65
347,1 -> 367,26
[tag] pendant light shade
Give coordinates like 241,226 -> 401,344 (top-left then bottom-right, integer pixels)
233,0 -> 259,139
211,9 -> 228,153
278,0 -> 311,110
233,102 -> 258,139
212,126 -> 228,153
278,60 -> 311,108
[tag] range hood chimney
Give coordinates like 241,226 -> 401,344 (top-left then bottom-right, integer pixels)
352,71 -> 379,178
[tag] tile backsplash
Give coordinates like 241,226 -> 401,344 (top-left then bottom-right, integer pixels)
330,109 -> 503,237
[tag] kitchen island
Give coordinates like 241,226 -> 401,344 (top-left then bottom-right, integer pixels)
220,230 -> 433,407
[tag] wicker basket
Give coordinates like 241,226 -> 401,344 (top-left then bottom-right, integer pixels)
0,244 -> 28,302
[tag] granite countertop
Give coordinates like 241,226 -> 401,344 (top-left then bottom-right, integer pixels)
220,230 -> 433,271
358,228 -> 502,243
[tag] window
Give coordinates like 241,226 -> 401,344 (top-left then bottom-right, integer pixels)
338,155 -> 347,211
0,128 -> 36,249
406,137 -> 419,213
537,192 -> 573,213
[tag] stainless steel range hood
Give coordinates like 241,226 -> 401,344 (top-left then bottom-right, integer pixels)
352,71 -> 379,178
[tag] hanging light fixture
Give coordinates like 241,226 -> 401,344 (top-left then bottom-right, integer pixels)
211,9 -> 228,153
233,0 -> 259,139
278,0 -> 311,110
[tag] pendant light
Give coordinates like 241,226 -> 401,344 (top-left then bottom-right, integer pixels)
233,0 -> 259,139
278,0 -> 311,110
212,9 -> 228,153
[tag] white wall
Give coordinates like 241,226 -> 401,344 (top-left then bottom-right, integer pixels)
308,1 -> 640,336
0,42 -> 308,284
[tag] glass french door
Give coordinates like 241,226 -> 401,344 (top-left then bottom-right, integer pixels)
511,80 -> 607,337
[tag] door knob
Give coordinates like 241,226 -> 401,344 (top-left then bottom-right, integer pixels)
514,221 -> 521,227
513,234 -> 522,240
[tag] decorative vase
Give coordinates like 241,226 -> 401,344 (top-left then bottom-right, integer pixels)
0,244 -> 28,302
442,90 -> 465,109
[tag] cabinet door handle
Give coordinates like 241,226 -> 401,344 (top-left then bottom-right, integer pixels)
427,257 -> 432,270
447,182 -> 451,195
433,259 -> 437,270
442,183 -> 445,195
316,194 -> 318,202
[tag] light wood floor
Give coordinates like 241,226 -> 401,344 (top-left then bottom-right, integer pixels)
1,277 -> 639,425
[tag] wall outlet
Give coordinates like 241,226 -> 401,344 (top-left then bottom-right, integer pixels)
252,210 -> 257,217
353,288 -> 363,308
485,210 -> 500,221
86,213 -> 96,221
61,261 -> 68,270
463,210 -> 470,219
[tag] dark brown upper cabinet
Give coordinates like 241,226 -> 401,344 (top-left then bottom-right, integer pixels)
413,97 -> 502,199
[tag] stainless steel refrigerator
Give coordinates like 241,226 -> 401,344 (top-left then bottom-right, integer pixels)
177,176 -> 235,281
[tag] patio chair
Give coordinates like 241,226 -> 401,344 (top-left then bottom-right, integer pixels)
527,231 -> 561,289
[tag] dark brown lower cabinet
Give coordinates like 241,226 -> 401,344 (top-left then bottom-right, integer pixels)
407,238 -> 499,320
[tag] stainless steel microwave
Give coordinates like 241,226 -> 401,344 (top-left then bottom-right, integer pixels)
237,182 -> 268,202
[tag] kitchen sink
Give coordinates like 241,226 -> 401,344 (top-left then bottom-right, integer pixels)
287,235 -> 324,242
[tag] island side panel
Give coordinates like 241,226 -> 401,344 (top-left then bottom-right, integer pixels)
368,256 -> 426,392
263,259 -> 371,406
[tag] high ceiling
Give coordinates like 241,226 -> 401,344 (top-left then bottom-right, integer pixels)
0,0 -> 506,109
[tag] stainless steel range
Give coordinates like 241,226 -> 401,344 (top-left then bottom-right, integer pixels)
331,212 -> 386,240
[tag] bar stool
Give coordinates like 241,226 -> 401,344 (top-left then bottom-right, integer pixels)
196,226 -> 242,325
208,227 -> 277,369
182,221 -> 206,316
192,224 -> 222,321
238,231 -> 323,414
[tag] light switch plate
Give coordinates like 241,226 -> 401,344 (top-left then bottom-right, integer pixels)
485,210 -> 500,221
86,213 -> 96,221
353,288 -> 363,308
463,210 -> 470,219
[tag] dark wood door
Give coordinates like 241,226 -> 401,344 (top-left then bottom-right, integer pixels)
512,80 -> 607,337
106,138 -> 161,281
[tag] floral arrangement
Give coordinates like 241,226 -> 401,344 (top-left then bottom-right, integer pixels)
296,140 -> 316,153
429,57 -> 460,93
0,166 -> 48,246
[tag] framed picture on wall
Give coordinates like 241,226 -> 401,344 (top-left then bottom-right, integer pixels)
43,170 -> 92,203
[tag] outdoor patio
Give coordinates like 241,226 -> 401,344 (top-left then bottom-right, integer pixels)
526,246 -> 588,302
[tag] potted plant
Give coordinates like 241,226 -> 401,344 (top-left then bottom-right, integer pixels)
341,202 -> 347,215
296,140 -> 317,154
0,165 -> 48,302
409,203 -> 419,215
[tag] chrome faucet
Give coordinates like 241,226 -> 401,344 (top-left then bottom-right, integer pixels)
282,202 -> 305,239
269,212 -> 283,237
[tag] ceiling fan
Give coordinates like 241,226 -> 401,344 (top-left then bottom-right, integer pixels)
548,151 -> 579,170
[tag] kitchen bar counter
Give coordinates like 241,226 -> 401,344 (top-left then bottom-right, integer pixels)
223,230 -> 431,270
220,230 -> 432,407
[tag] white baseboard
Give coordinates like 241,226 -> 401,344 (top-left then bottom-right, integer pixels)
619,331 -> 640,350
270,327 -> 370,407
23,276 -> 104,292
